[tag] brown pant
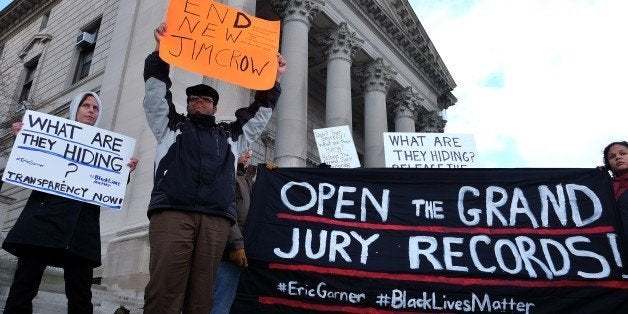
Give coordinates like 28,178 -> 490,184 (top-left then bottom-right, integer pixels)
143,210 -> 230,314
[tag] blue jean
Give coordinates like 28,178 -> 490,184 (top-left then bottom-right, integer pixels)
209,261 -> 242,314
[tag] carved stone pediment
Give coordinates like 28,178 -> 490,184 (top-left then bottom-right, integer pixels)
271,0 -> 325,25
18,34 -> 52,60
389,86 -> 425,119
354,58 -> 396,93
416,111 -> 446,133
320,22 -> 364,62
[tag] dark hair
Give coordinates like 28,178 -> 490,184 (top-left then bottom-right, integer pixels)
603,141 -> 628,175
80,93 -> 95,104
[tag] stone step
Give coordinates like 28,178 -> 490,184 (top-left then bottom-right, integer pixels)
0,287 -> 144,314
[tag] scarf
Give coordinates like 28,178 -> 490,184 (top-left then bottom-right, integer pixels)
188,113 -> 216,128
612,173 -> 628,201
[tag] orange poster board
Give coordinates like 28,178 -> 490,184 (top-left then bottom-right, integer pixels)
160,0 -> 280,90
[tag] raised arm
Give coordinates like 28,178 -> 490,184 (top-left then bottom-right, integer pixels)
143,23 -> 183,143
228,55 -> 286,155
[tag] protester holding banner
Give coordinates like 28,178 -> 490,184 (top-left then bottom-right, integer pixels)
2,92 -> 138,314
603,141 -> 628,238
210,150 -> 256,314
142,23 -> 285,313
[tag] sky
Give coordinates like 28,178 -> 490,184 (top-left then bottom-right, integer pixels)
1,0 -> 625,168
409,0 -> 627,168
0,0 -> 10,11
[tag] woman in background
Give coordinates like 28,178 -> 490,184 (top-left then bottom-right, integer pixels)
602,141 -> 628,242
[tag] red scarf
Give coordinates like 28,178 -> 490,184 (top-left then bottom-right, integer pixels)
612,173 -> 628,200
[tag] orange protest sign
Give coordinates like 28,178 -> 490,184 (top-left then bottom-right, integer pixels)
161,0 -> 280,90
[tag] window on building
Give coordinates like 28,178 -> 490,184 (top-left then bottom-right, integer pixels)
74,48 -> 94,82
72,19 -> 100,84
39,11 -> 50,31
18,57 -> 40,102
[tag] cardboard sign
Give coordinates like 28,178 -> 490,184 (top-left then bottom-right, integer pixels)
384,132 -> 479,168
161,0 -> 280,90
234,167 -> 628,313
313,125 -> 361,168
2,110 -> 136,209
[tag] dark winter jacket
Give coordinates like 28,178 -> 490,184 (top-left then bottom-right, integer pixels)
2,191 -> 102,266
612,174 -> 628,239
224,164 -> 255,256
614,190 -> 628,266
2,91 -> 106,267
142,51 -> 280,223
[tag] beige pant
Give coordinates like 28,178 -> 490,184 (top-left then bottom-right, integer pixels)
144,210 -> 230,314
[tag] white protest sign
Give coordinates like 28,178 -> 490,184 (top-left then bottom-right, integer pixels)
383,132 -> 478,168
313,125 -> 361,168
2,110 -> 136,209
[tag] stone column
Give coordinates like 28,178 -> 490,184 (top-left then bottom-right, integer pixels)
271,0 -> 324,167
260,129 -> 275,162
390,87 -> 423,132
359,59 -> 395,168
416,111 -> 446,133
97,0 -> 153,297
322,22 -> 363,128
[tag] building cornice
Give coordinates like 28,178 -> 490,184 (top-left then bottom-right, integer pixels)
0,0 -> 56,40
347,0 -> 457,97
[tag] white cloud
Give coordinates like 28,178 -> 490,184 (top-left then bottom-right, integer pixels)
410,0 -> 628,168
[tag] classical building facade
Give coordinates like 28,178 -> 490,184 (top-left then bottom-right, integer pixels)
0,0 -> 456,311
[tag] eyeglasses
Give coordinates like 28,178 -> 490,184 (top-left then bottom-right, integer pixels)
189,95 -> 214,103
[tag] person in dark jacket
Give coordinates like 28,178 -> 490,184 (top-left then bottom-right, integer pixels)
603,141 -> 628,242
142,23 -> 285,314
210,150 -> 256,314
2,92 -> 138,314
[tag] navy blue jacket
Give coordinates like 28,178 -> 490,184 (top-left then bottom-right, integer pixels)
143,51 -> 280,223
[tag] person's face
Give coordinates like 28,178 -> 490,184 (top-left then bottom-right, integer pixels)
188,95 -> 216,115
238,150 -> 252,166
607,144 -> 628,176
76,95 -> 99,126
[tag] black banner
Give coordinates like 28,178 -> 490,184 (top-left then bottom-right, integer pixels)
233,167 -> 628,313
